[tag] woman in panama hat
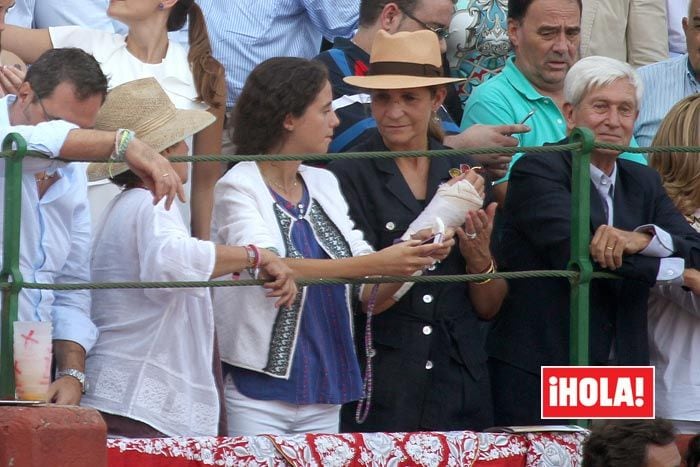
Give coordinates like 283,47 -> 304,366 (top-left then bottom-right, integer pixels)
211,57 -> 442,436
328,29 -> 506,432
82,78 -> 296,438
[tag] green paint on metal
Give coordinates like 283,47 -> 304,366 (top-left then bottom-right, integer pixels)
567,127 -> 595,427
0,133 -> 27,399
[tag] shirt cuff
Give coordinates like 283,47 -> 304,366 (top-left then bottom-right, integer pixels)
52,307 -> 99,353
636,224 -> 674,257
656,257 -> 685,284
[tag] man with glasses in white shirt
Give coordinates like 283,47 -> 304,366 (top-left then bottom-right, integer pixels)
0,45 -> 185,405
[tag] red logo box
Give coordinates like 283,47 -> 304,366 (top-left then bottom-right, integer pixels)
541,366 -> 654,419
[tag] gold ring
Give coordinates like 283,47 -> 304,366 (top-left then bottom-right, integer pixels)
606,246 -> 614,250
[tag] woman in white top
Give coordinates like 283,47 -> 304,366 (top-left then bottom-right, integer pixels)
83,78 -> 296,438
648,94 -> 700,434
2,0 -> 226,239
212,57 -> 448,436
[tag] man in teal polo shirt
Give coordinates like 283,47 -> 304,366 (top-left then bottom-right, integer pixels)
461,0 -> 646,203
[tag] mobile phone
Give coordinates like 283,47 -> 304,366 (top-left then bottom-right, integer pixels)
419,234 -> 438,245
519,109 -> 536,125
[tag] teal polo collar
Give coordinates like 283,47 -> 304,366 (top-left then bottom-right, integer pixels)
501,56 -> 549,103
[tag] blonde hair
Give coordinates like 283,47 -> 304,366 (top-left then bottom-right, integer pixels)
649,94 -> 700,217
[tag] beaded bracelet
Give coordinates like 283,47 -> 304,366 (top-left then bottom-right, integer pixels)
243,244 -> 261,269
110,129 -> 136,162
470,259 -> 496,285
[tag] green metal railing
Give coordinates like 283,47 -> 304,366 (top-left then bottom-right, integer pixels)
0,128 -> 633,416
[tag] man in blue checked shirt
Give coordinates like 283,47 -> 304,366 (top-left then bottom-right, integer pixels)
195,0 -> 360,155
634,0 -> 700,148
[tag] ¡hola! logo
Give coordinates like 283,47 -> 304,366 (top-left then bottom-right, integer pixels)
541,366 -> 654,419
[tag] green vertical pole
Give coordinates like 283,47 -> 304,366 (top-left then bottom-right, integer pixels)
567,127 -> 594,367
567,127 -> 594,427
0,133 -> 27,399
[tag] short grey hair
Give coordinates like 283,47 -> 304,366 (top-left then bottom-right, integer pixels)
563,56 -> 643,107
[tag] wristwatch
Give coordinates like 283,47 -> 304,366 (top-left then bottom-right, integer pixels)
56,368 -> 87,394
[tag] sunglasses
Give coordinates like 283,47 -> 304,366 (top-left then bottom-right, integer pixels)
398,7 -> 450,40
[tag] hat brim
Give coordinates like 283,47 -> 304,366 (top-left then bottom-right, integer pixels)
87,108 -> 215,183
344,74 -> 465,90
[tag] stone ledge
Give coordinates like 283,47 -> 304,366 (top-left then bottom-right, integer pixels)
0,405 -> 106,467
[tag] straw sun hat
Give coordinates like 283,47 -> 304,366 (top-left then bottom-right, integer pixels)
343,29 -> 465,90
87,77 -> 215,182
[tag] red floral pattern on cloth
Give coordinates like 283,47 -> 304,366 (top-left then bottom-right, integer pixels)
524,432 -> 587,466
106,431 -> 586,467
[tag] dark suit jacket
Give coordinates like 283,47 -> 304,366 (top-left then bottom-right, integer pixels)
327,130 -> 493,432
490,145 -> 700,374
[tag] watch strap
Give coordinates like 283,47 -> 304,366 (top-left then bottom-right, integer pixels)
56,368 -> 86,394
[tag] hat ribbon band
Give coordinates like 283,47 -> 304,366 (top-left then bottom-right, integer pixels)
367,61 -> 443,78
132,107 -> 178,142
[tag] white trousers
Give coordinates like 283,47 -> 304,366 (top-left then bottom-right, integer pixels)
224,373 -> 341,436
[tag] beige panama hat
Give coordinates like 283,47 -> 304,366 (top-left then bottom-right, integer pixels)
343,29 -> 465,90
87,77 -> 215,182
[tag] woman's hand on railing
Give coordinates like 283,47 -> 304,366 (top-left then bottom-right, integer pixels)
258,250 -> 298,308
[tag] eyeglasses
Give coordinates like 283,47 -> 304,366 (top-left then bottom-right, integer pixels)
398,7 -> 450,40
37,97 -> 59,122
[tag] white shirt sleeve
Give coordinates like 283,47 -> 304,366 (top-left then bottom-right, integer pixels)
48,26 -> 119,56
137,196 -> 216,302
212,173 -> 279,251
1,120 -> 77,172
51,171 -> 97,352
656,257 -> 685,283
635,224 -> 674,257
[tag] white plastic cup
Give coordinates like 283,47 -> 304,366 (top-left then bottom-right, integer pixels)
14,354 -> 52,401
13,321 -> 52,358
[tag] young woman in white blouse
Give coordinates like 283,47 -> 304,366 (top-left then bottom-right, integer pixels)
2,0 -> 226,239
212,57 -> 448,436
82,78 -> 296,438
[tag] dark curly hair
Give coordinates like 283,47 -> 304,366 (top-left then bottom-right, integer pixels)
687,434 -> 700,467
508,0 -> 581,21
231,57 -> 328,155
582,419 -> 676,467
27,48 -> 108,102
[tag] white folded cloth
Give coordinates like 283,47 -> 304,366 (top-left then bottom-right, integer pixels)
401,179 -> 483,240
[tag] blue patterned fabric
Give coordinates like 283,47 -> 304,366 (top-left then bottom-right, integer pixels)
231,184 -> 363,405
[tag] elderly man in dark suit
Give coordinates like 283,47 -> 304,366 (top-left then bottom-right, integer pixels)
489,55 -> 700,425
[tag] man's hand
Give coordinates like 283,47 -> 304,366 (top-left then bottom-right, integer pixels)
682,268 -> 700,294
443,124 -> 530,179
47,375 -> 82,405
258,249 -> 298,308
50,340 -> 86,405
590,225 -> 652,270
124,138 -> 186,210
